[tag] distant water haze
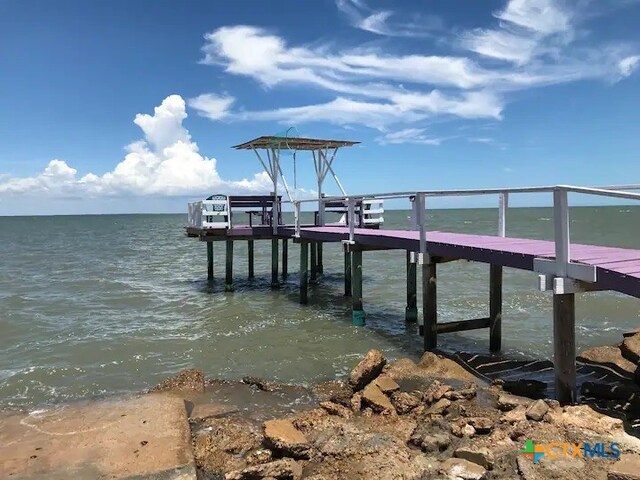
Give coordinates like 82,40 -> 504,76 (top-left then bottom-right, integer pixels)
1,206 -> 639,409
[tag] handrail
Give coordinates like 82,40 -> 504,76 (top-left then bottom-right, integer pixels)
290,183 -> 640,282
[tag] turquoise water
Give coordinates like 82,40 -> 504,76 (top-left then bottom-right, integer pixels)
0,206 -> 639,408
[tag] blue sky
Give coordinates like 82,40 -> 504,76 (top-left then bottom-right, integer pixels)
1,0 -> 639,214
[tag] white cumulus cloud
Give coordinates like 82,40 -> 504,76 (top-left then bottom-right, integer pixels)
0,95 -> 271,198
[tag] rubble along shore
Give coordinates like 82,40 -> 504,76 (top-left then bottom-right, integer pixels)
151,349 -> 640,480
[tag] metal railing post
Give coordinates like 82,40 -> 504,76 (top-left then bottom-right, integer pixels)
498,192 -> 508,237
553,188 -> 570,277
415,192 -> 426,263
347,197 -> 356,243
294,201 -> 301,238
410,195 -> 418,230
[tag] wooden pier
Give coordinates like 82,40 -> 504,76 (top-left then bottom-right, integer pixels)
186,135 -> 640,406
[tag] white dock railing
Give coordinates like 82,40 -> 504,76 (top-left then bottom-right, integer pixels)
187,196 -> 231,229
291,184 -> 640,291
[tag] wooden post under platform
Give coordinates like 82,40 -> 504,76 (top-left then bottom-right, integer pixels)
247,240 -> 254,279
282,239 -> 288,278
207,242 -> 214,281
489,264 -> 503,352
351,248 -> 365,326
553,292 -> 576,405
317,243 -> 324,274
271,238 -> 279,288
225,240 -> 234,292
344,248 -> 352,296
406,251 -> 417,322
299,241 -> 309,304
310,242 -> 318,284
423,261 -> 437,350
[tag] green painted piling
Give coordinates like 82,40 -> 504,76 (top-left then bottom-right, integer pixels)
351,248 -> 365,326
207,242 -> 214,280
225,240 -> 234,292
247,240 -> 254,279
271,238 -> 279,288
406,251 -> 418,322
300,241 -> 309,304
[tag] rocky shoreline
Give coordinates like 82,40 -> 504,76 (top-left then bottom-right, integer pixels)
150,347 -> 640,480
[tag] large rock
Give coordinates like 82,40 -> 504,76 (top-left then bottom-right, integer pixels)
312,380 -> 353,407
349,349 -> 386,391
440,458 -> 487,479
225,459 -> 302,480
374,375 -> 400,393
426,398 -> 451,416
497,393 -> 531,411
263,420 -> 310,459
149,368 -> 205,394
417,352 -> 477,381
193,416 -> 263,473
608,454 -> 640,480
391,392 -> 421,414
455,447 -> 494,470
621,333 -> 640,364
446,383 -> 478,401
423,380 -> 453,404
361,382 -> 396,414
526,399 -> 549,422
319,401 -> 353,418
578,345 -> 637,374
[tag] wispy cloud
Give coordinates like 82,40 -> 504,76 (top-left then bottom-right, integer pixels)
335,0 -> 444,38
377,128 -> 445,146
190,0 -> 640,135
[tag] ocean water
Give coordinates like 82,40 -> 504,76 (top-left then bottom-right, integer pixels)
0,206 -> 639,409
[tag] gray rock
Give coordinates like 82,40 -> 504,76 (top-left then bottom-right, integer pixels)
390,392 -> 421,414
419,432 -> 451,453
467,417 -> 493,434
426,398 -> 451,415
497,393 -> 531,411
526,399 -> 549,421
440,458 -> 487,479
361,382 -> 396,414
348,349 -> 386,391
225,458 -> 302,480
263,420 -> 309,459
319,401 -> 353,418
455,447 -> 494,470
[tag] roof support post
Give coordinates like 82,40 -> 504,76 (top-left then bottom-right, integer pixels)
269,148 -> 280,235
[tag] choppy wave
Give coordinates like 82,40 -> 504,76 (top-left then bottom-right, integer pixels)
1,207 -> 639,409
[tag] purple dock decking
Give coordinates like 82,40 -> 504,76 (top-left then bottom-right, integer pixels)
291,226 -> 640,298
197,224 -> 640,299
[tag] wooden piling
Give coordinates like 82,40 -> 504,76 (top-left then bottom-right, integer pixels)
423,261 -> 437,350
300,241 -> 309,304
317,243 -> 324,274
406,251 -> 417,322
271,238 -> 279,288
351,248 -> 365,326
282,239 -> 288,278
206,242 -> 214,281
489,264 -> 503,352
247,240 -> 254,279
310,242 -> 318,284
344,248 -> 352,296
553,293 -> 576,405
225,240 -> 234,292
